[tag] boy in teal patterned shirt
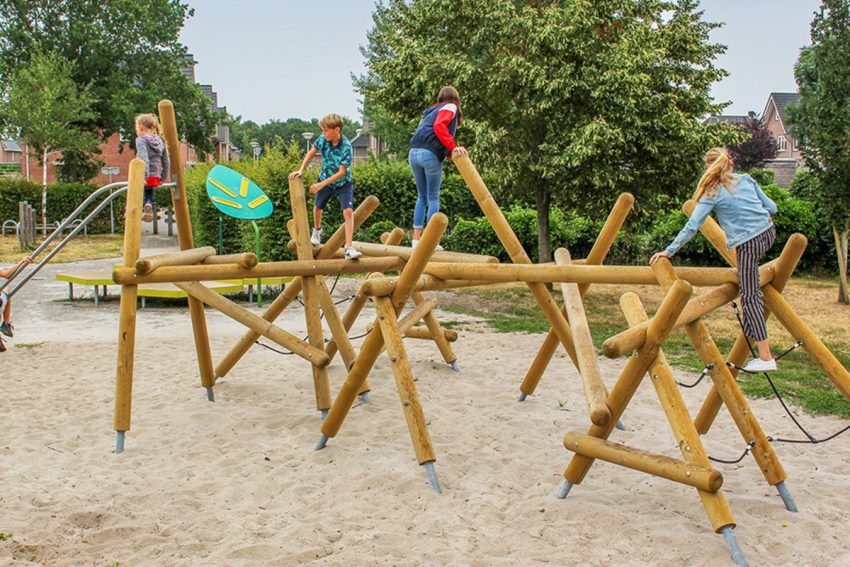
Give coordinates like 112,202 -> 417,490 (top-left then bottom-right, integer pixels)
289,113 -> 361,259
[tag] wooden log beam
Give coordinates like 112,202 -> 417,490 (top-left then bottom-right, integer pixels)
202,252 -> 258,269
135,246 -> 217,274
563,432 -> 723,493
113,256 -> 406,285
175,282 -> 329,367
520,192 -> 635,398
214,195 -> 379,379
652,258 -> 787,487
418,262 -> 760,288
563,281 -> 693,486
619,292 -> 735,532
288,239 -> 499,264
556,248 -> 610,426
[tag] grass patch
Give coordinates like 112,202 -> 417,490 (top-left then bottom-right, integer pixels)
439,278 -> 850,419
1,234 -> 124,263
14,341 -> 46,349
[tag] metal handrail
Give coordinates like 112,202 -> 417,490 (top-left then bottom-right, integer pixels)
1,181 -> 176,297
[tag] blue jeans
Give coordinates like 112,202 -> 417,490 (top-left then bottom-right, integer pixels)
409,147 -> 443,229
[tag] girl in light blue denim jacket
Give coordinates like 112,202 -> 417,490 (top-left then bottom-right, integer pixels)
651,147 -> 778,373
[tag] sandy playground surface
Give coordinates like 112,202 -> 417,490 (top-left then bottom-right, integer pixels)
1,254 -> 849,566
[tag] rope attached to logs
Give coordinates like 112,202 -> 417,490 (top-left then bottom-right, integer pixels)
702,301 -> 850,462
254,274 -> 371,355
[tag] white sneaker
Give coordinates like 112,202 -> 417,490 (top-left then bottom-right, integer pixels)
742,358 -> 777,373
344,246 -> 362,259
411,239 -> 418,249
310,227 -> 323,246
435,244 -> 444,251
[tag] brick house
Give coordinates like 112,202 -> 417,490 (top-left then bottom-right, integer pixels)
0,139 -> 24,177
760,92 -> 803,187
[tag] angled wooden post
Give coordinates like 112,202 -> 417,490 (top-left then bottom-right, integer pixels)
555,248 -> 611,426
651,258 -> 796,512
561,280 -> 692,487
214,196 -> 379,379
319,214 -> 448,445
454,155 -> 583,406
159,100 -> 216,401
114,158 -> 145,453
520,193 -> 634,398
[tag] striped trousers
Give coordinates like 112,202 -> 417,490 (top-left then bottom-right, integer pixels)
736,225 -> 776,341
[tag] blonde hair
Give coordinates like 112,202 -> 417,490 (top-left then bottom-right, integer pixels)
319,113 -> 344,130
437,85 -> 462,127
135,113 -> 161,135
694,147 -> 738,200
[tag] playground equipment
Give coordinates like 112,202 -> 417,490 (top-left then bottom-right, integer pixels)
206,164 -> 273,306
109,101 -> 850,567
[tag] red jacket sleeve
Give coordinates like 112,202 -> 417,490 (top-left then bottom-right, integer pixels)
433,108 -> 457,152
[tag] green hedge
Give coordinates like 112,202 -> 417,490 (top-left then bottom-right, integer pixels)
0,177 -> 124,233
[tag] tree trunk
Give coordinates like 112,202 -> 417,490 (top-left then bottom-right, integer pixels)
835,221 -> 849,305
42,148 -> 48,238
534,187 -> 552,264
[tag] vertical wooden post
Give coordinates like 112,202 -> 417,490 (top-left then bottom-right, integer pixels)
652,258 -> 787,488
555,248 -> 611,426
158,100 -> 216,397
114,159 -> 145,452
214,196 -> 379,379
563,281 -> 692,485
289,177 -> 331,411
619,293 -> 736,533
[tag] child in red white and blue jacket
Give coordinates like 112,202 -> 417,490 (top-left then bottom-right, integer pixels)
408,86 -> 468,248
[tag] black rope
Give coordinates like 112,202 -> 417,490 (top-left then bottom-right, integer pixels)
709,441 -> 755,464
728,302 -> 850,445
678,363 -> 714,388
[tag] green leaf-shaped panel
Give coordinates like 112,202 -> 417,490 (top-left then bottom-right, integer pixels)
205,165 -> 273,220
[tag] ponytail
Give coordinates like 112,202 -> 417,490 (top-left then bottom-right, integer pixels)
694,147 -> 737,201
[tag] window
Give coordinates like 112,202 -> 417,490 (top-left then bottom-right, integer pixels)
793,136 -> 800,151
778,136 -> 787,151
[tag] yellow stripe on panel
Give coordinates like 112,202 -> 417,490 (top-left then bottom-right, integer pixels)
209,178 -> 237,198
211,196 -> 243,209
248,195 -> 269,209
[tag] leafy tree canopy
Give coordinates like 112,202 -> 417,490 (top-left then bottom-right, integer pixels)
0,0 -> 220,177
356,0 -> 742,261
226,115 -> 362,157
789,0 -> 850,303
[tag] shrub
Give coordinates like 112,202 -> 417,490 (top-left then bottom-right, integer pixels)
748,168 -> 775,187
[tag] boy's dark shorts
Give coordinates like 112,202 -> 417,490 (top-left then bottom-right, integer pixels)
314,181 -> 354,211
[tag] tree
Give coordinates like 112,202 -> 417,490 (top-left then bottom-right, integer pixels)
0,0 -> 219,177
226,116 -> 363,157
728,116 -> 778,171
789,0 -> 850,304
0,52 -> 99,234
356,0 -> 741,262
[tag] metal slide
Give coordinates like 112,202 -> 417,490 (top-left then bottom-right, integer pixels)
0,181 -> 176,298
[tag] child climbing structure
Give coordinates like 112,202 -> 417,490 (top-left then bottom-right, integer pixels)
111,101 -> 850,567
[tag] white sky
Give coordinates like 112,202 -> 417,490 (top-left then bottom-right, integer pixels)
179,0 -> 822,123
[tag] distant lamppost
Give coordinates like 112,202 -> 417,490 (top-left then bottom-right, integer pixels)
249,140 -> 260,163
301,132 -> 314,153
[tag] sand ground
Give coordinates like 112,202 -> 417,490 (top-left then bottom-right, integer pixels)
1,255 -> 848,566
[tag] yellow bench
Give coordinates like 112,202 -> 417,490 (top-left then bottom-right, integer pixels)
56,271 -> 245,308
